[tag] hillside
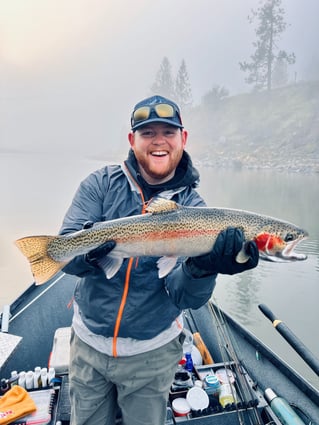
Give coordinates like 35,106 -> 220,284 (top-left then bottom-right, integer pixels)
186,81 -> 319,173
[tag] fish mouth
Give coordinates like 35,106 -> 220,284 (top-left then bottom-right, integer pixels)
260,235 -> 308,263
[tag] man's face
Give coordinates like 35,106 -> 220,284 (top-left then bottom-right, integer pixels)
128,123 -> 188,184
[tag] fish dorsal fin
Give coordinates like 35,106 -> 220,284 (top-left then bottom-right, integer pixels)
146,198 -> 179,214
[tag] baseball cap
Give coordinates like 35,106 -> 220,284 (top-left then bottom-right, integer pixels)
131,95 -> 183,131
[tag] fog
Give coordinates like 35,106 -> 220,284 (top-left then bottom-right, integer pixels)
1,3 -> 319,380
1,0 -> 318,156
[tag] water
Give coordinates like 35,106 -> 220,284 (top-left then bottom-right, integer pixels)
1,152 -> 318,388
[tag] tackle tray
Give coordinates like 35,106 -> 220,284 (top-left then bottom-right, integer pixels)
168,361 -> 271,424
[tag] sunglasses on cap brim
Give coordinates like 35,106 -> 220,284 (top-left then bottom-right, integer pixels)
131,103 -> 181,127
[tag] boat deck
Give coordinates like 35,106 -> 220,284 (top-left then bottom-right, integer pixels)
1,272 -> 319,424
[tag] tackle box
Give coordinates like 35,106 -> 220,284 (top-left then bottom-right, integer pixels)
167,361 -> 271,424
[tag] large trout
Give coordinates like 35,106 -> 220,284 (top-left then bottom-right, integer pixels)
15,198 -> 308,285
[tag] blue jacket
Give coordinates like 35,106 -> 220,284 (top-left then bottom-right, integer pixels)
59,151 -> 216,340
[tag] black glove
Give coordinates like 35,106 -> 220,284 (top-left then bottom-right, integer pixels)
83,221 -> 116,267
85,241 -> 116,266
186,227 -> 259,278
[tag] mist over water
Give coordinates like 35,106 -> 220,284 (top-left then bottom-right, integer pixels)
1,153 -> 318,388
1,1 -> 319,157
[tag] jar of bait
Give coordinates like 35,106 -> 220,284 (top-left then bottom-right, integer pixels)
204,374 -> 220,397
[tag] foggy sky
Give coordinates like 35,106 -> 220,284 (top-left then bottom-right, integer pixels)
1,0 -> 318,156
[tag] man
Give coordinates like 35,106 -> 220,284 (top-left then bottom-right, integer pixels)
60,95 -> 259,425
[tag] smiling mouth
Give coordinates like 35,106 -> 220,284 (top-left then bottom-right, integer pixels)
151,151 -> 168,157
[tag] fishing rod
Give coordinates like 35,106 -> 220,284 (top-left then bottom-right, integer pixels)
259,304 -> 319,377
208,301 -> 263,425
186,307 -> 249,425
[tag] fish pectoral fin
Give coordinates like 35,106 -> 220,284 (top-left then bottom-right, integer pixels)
98,255 -> 123,279
157,256 -> 178,278
235,242 -> 251,264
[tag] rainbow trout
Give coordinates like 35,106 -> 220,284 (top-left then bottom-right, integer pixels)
15,198 -> 308,285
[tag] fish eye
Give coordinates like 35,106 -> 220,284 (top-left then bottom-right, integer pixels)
284,233 -> 294,242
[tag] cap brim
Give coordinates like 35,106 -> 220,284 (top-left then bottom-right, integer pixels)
132,118 -> 183,131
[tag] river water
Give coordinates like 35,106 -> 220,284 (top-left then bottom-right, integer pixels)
1,152 -> 318,388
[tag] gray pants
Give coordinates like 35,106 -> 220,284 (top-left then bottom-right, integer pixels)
69,329 -> 183,425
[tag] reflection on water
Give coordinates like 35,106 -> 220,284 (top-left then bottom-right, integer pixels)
213,271 -> 262,326
1,153 -> 319,388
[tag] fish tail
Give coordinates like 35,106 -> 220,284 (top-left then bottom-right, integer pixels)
15,235 -> 66,285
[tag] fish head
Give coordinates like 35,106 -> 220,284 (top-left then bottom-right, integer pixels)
254,227 -> 309,262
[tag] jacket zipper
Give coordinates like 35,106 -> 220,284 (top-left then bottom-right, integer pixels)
112,165 -> 146,357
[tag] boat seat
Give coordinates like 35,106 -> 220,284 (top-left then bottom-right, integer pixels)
49,326 -> 71,375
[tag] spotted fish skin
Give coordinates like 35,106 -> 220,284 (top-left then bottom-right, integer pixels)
15,198 -> 308,285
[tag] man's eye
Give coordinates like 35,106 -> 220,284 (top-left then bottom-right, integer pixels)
164,130 -> 175,136
141,131 -> 154,137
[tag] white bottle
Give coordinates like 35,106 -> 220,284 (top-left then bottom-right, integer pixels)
40,367 -> 48,387
25,371 -> 34,390
33,366 -> 41,388
18,371 -> 26,388
9,371 -> 19,387
48,367 -> 55,385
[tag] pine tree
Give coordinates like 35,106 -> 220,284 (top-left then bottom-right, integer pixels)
175,59 -> 193,109
239,0 -> 295,91
272,52 -> 289,87
151,57 -> 175,98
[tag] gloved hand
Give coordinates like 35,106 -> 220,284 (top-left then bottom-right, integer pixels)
62,221 -> 116,276
85,241 -> 116,266
186,227 -> 259,278
83,221 -> 116,267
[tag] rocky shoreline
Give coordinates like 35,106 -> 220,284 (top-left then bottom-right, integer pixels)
194,149 -> 319,174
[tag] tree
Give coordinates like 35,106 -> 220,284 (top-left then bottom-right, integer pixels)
150,57 -> 175,98
175,59 -> 193,109
272,52 -> 289,87
202,85 -> 229,107
239,0 -> 295,91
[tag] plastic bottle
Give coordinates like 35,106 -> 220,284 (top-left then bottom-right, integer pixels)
264,388 -> 306,425
184,352 -> 194,373
33,366 -> 41,388
219,383 -> 237,408
25,371 -> 34,389
172,359 -> 193,390
40,367 -> 48,387
9,371 -> 19,387
182,328 -> 194,354
18,371 -> 26,388
48,367 -> 55,385
194,380 -> 203,388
